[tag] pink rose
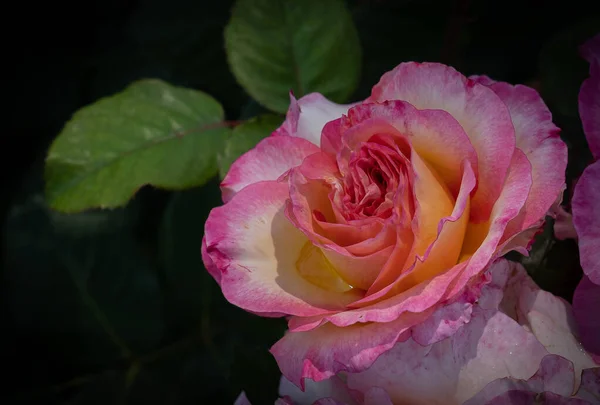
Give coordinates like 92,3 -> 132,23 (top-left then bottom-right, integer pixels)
276,261 -> 598,405
573,34 -> 600,285
464,357 -> 600,405
234,261 -> 598,405
565,34 -> 600,362
202,62 -> 567,387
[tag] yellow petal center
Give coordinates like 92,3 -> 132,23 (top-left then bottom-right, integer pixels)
296,242 -> 353,292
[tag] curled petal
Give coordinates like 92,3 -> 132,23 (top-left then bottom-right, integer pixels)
409,293 -> 474,346
469,76 -> 567,232
203,181 -> 360,317
276,261 -> 492,389
369,62 -> 516,221
275,92 -> 356,147
201,235 -> 222,285
501,262 -> 597,390
346,309 -> 548,405
463,355 -> 579,405
360,159 -> 476,303
339,261 -> 596,405
286,153 -> 395,290
446,148 -> 531,299
323,100 -> 479,196
221,136 -> 319,202
271,308 -> 435,389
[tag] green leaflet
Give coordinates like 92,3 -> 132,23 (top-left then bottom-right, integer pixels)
45,79 -> 229,212
225,0 -> 361,113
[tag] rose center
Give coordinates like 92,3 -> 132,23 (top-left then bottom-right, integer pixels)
340,135 -> 410,220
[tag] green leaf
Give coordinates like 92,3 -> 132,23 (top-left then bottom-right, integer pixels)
45,79 -> 230,213
217,114 -> 283,179
225,0 -> 362,113
539,18 -> 600,117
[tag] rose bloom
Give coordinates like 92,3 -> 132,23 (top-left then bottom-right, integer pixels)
555,34 -> 600,364
235,262 -> 599,405
202,62 -> 571,393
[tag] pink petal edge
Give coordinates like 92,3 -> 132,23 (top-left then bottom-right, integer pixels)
221,135 -> 319,203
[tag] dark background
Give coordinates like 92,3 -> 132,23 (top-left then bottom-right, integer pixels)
2,0 -> 599,404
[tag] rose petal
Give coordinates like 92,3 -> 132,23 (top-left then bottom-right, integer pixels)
409,293 -> 474,346
275,92 -> 356,147
270,308 -> 435,389
579,34 -> 600,159
279,376 -> 359,405
319,261 -> 467,326
362,388 -> 394,405
319,245 -> 394,291
369,62 -> 516,221
581,34 -> 600,67
342,260 -> 596,404
554,205 -> 578,241
234,392 -> 252,405
327,117 -> 411,177
323,100 -> 479,196
381,153 -> 469,292
463,355 -> 577,405
346,309 -> 548,405
572,161 -> 600,284
576,368 -> 600,402
286,153 -> 395,290
221,135 -> 320,202
300,150 -> 525,332
277,261 -> 495,389
484,391 -> 591,405
573,276 -> 600,358
469,77 -> 567,231
359,159 -> 476,303
203,181 -> 360,317
447,148 -> 531,298
313,400 -> 346,405
201,235 -> 222,284
501,262 -> 597,390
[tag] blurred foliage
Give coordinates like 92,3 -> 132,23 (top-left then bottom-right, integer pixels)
3,0 -> 600,403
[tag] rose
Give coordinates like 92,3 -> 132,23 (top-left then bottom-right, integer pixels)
573,34 -> 600,286
202,62 -> 567,387
237,262 -> 599,405
339,260 -> 597,405
555,34 -> 600,362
